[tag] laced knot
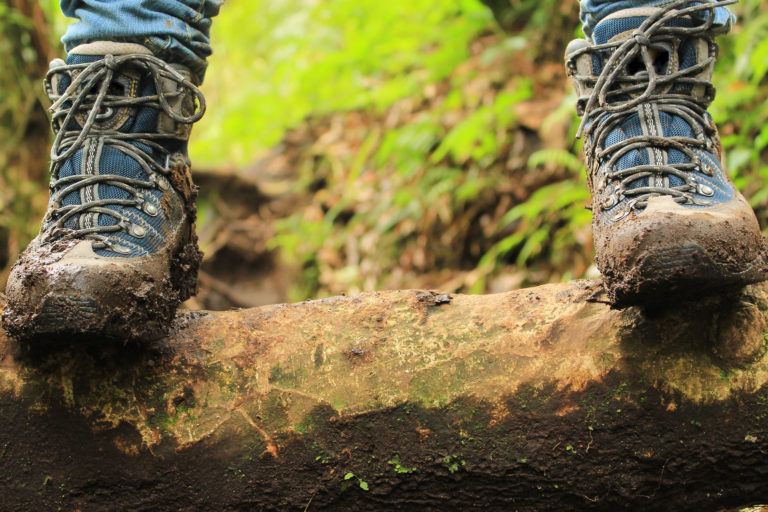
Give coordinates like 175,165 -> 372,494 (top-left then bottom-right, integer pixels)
632,31 -> 651,47
570,0 -> 735,216
42,53 -> 206,252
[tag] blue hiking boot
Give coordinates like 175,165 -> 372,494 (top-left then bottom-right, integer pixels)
565,1 -> 767,306
3,42 -> 206,340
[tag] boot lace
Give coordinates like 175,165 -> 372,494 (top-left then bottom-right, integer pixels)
569,0 -> 736,218
43,53 -> 206,251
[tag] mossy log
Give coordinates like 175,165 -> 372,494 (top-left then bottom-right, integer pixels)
2,281 -> 768,511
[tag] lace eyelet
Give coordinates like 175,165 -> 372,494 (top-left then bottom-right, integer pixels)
612,208 -> 630,222
129,225 -> 147,238
601,194 -> 618,210
697,184 -> 715,197
143,203 -> 159,216
109,244 -> 132,255
95,107 -> 114,121
611,198 -> 640,222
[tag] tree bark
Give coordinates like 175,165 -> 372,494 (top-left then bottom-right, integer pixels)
2,281 -> 768,511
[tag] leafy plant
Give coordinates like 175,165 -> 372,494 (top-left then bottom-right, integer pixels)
2,0 -> 766,304
343,472 -> 369,491
388,455 -> 417,474
193,0 -> 493,167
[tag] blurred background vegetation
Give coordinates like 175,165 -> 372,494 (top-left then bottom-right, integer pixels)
1,0 -> 767,309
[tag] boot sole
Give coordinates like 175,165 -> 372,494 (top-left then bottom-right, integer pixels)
607,242 -> 768,308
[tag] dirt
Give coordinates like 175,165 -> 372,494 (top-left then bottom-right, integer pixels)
1,157 -> 203,343
592,195 -> 768,309
415,291 -> 453,307
189,171 -> 292,310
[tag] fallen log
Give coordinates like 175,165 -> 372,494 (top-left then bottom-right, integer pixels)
2,281 -> 768,511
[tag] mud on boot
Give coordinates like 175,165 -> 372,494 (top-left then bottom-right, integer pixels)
2,42 -> 205,341
565,0 -> 768,307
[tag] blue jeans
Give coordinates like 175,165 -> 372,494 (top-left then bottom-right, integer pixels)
60,0 -> 223,82
60,1 -> 732,83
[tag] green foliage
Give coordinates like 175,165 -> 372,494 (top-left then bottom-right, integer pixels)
388,455 -> 417,474
1,0 -> 767,303
0,1 -> 62,262
193,0 -> 492,167
270,47 -> 540,298
710,0 -> 768,226
342,472 -> 369,491
442,455 -> 466,474
472,165 -> 591,293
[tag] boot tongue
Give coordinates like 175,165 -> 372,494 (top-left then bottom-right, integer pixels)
61,43 -> 153,84
591,7 -> 698,45
593,9 -> 653,45
56,41 -> 161,136
591,8 -> 706,90
67,41 -> 153,62
592,9 -> 673,84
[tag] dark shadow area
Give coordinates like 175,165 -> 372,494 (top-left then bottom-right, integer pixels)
619,285 -> 768,372
3,283 -> 768,510
2,368 -> 768,511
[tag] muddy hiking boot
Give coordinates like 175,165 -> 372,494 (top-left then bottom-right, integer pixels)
2,42 -> 206,341
565,0 -> 768,307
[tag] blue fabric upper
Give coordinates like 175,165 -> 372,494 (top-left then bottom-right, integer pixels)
588,10 -> 734,211
50,53 -> 185,257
